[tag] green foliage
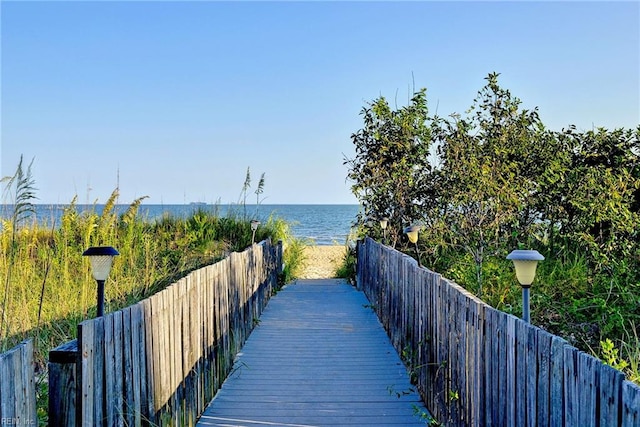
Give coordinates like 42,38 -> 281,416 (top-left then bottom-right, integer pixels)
335,245 -> 357,281
0,164 -> 299,353
621,324 -> 640,383
345,88 -> 435,247
348,73 -> 640,383
281,237 -> 308,284
433,72 -> 548,296
600,338 -> 628,372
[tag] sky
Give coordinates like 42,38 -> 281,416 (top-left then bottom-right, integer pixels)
1,1 -> 638,205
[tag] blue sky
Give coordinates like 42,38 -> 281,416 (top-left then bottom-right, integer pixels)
2,1 -> 638,205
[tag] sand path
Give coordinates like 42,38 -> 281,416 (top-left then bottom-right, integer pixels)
298,245 -> 346,279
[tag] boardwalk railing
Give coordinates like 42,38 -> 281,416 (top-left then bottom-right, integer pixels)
49,239 -> 282,426
357,237 -> 640,426
0,339 -> 37,426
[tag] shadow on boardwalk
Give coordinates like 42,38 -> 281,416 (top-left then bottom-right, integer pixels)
197,279 -> 431,426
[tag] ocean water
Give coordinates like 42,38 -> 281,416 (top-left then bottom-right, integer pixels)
9,204 -> 362,246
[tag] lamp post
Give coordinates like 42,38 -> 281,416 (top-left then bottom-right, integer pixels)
379,217 -> 388,244
403,225 -> 421,267
506,249 -> 544,323
251,220 -> 260,244
82,246 -> 119,318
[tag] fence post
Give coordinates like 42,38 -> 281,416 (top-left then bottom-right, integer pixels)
48,339 -> 78,427
277,240 -> 283,275
0,340 -> 37,426
355,238 -> 363,291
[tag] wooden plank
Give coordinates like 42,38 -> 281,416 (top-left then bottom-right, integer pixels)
113,310 -> 125,427
185,275 -> 196,424
104,313 -> 116,426
169,283 -> 180,424
197,279 -> 431,426
48,340 -> 77,427
0,340 -> 35,425
563,345 -> 579,426
142,297 -> 155,421
20,340 -> 35,425
486,308 -> 497,427
78,319 -> 95,425
150,291 -> 164,412
599,363 -> 623,426
3,348 -> 16,420
188,273 -> 200,422
513,319 -> 524,426
433,270 -> 441,422
622,380 -> 640,426
461,290 -> 470,427
436,276 -> 447,421
122,307 -> 134,427
526,324 -> 537,427
469,299 -> 482,426
205,265 -> 215,401
449,285 -> 461,424
222,260 -> 232,375
426,271 -> 436,414
536,329 -> 553,427
463,293 -> 473,426
130,303 -> 144,426
493,310 -> 513,426
213,264 -> 223,390
507,316 -> 518,427
10,343 -> 22,421
164,285 -> 174,421
577,352 -> 597,427
0,349 -> 5,419
94,317 -> 106,425
168,278 -> 181,425
549,335 -> 566,426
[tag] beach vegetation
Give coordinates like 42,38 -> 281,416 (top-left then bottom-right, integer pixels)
345,72 -> 640,383
0,164 -> 305,421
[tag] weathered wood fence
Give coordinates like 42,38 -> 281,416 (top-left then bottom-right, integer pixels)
0,339 -> 37,425
49,239 -> 282,426
357,237 -> 640,426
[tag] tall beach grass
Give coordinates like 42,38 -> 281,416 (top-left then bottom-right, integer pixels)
0,189 -> 306,423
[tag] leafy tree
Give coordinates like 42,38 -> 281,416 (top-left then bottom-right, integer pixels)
555,126 -> 640,269
345,89 -> 435,247
433,73 -> 546,296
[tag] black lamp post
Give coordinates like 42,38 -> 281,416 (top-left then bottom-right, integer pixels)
506,249 -> 544,323
82,246 -> 119,318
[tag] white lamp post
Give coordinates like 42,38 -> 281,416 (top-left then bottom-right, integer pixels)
506,249 -> 544,323
379,217 -> 388,243
251,220 -> 260,244
82,246 -> 119,318
403,225 -> 421,267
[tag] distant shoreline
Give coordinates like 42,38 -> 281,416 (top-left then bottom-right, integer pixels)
2,204 -> 360,246
2,203 -> 360,207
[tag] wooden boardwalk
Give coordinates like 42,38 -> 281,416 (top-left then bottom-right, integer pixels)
197,279 -> 431,426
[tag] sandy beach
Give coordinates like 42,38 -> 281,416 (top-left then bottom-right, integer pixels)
299,245 -> 347,279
